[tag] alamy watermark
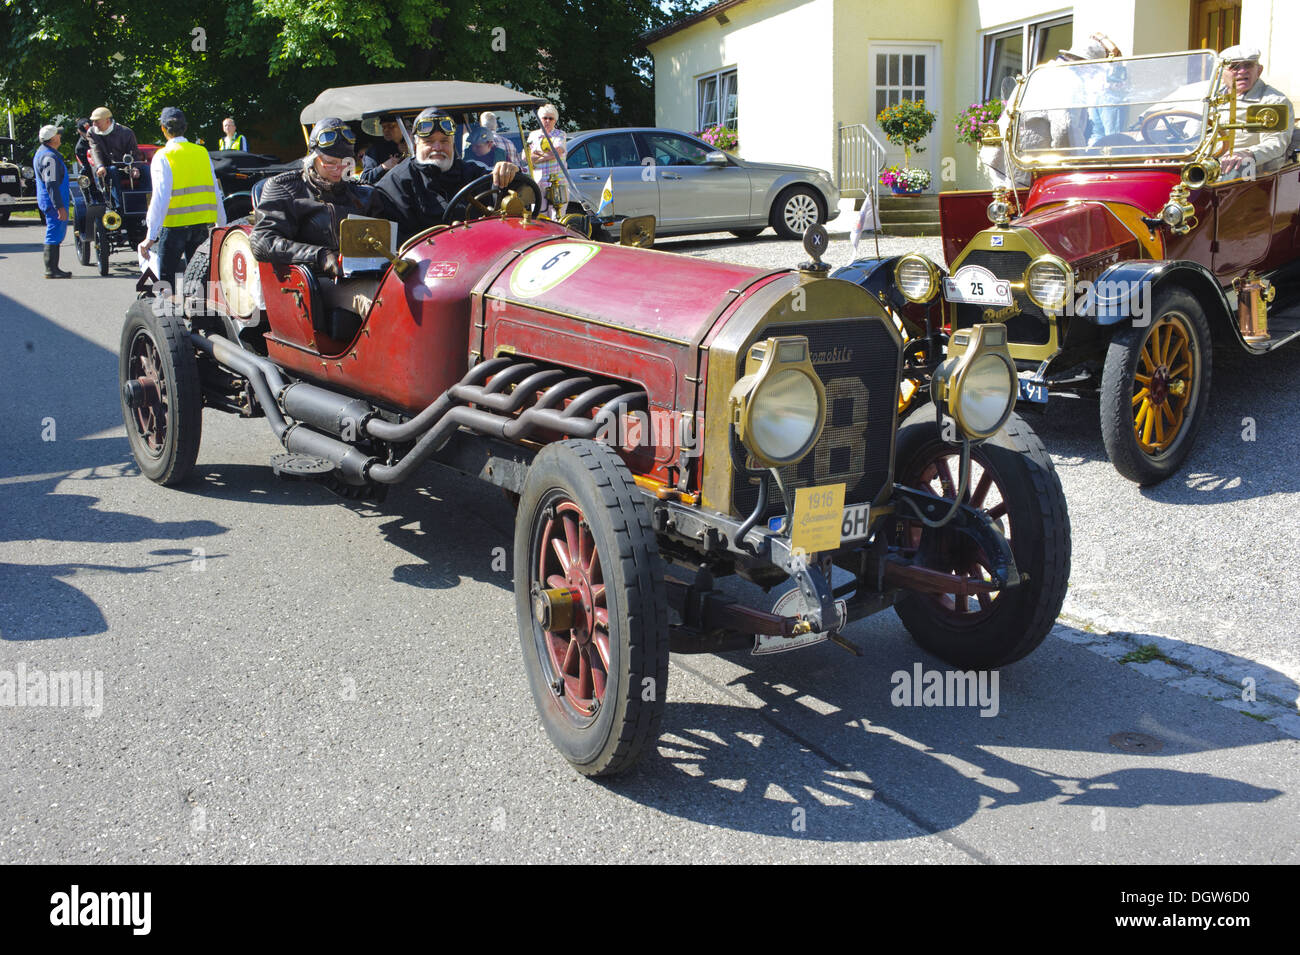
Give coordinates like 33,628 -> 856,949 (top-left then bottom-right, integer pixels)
0,663 -> 103,718
890,662 -> 999,717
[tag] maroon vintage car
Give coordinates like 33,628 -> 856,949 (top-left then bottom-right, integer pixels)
837,49 -> 1298,484
117,84 -> 1070,777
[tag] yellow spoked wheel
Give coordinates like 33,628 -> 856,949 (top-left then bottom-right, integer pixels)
1131,314 -> 1194,454
1100,288 -> 1211,485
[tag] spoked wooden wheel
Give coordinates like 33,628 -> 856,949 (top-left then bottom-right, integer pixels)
1101,288 -> 1211,485
514,440 -> 668,776
892,409 -> 1070,669
535,498 -> 610,717
118,301 -> 202,485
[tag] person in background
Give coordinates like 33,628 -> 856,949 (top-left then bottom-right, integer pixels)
466,125 -> 507,168
219,117 -> 248,152
527,103 -> 567,215
138,107 -> 227,291
34,124 -> 72,278
359,115 -> 409,184
478,111 -> 520,164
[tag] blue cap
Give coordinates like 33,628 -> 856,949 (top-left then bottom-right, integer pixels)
159,107 -> 187,134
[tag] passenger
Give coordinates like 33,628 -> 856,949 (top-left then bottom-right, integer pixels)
1216,45 -> 1293,177
467,125 -> 507,167
359,114 -> 409,184
478,111 -> 520,164
249,117 -> 384,329
373,108 -> 524,245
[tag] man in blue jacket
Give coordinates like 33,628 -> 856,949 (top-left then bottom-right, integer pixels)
34,124 -> 72,279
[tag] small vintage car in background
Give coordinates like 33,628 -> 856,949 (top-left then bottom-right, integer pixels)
837,50 -> 1298,484
117,81 -> 1070,777
0,136 -> 39,223
72,144 -> 155,275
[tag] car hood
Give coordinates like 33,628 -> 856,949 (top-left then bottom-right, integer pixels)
737,159 -> 831,179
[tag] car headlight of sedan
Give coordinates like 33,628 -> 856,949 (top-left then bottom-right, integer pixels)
1023,254 -> 1073,311
894,253 -> 941,304
931,323 -> 1017,440
729,335 -> 826,468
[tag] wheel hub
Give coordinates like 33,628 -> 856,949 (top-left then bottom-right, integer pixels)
1149,365 -> 1169,405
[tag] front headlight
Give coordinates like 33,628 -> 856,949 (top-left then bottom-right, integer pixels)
1024,254 -> 1073,311
21,166 -> 34,179
729,336 -> 826,467
931,324 -> 1016,440
894,253 -> 940,303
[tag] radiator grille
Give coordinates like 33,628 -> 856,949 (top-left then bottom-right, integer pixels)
951,249 -> 1051,345
732,317 -> 900,516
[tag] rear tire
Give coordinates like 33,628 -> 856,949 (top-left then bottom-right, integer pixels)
730,227 -> 764,239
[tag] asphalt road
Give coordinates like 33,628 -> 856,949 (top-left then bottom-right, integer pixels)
1,219 -> 1297,864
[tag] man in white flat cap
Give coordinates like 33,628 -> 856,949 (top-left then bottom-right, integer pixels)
1217,44 -> 1292,177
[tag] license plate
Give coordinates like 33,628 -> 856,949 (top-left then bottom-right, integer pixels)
943,264 -> 1013,307
1018,375 -> 1048,404
753,589 -> 848,655
767,502 -> 873,545
1,175 -> 15,182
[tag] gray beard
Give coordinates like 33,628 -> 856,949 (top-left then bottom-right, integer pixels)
416,156 -> 453,172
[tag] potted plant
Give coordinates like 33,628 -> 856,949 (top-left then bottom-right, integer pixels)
700,123 -> 738,154
879,164 -> 932,195
876,98 -> 936,194
955,99 -> 1004,146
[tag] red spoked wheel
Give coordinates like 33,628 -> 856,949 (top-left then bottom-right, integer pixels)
536,500 -> 610,717
118,301 -> 202,485
892,408 -> 1070,669
515,440 -> 668,776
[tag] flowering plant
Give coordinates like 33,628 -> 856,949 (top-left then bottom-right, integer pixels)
878,164 -> 931,191
954,99 -> 1004,145
876,99 -> 935,165
699,123 -> 738,151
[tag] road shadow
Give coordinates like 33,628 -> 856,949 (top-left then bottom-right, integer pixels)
593,617 -> 1289,845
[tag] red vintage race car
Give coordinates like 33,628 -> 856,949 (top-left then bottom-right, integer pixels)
117,84 -> 1071,777
837,49 -> 1298,485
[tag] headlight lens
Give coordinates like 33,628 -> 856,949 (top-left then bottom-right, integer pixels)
748,369 -> 822,462
957,353 -> 1016,436
21,166 -> 34,179
986,199 -> 1010,225
1024,256 -> 1072,310
1161,201 -> 1185,226
894,254 -> 939,303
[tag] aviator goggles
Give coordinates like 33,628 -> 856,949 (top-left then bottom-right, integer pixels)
413,114 -> 456,138
311,124 -> 356,149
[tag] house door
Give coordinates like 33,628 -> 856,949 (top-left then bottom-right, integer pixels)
868,44 -> 939,186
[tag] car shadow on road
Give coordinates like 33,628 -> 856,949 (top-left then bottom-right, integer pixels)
594,621 -> 1288,848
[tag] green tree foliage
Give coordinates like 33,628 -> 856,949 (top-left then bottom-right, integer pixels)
1,0 -> 702,155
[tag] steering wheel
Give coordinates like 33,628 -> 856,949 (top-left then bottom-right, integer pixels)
1140,110 -> 1204,145
441,171 -> 543,224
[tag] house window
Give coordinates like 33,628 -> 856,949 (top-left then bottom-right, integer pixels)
697,69 -> 737,131
874,52 -> 927,115
983,16 -> 1072,101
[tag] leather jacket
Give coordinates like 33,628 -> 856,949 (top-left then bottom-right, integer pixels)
249,167 -> 381,270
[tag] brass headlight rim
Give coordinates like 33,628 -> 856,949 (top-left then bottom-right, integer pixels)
894,253 -> 940,304
1023,253 -> 1074,311
735,364 -> 827,469
943,349 -> 1017,441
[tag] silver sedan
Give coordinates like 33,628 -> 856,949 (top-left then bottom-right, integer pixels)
560,127 -> 839,240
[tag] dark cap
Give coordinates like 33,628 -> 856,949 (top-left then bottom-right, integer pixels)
468,125 -> 493,146
159,106 -> 187,134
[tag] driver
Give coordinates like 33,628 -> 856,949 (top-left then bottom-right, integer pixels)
87,106 -> 141,185
1216,45 -> 1292,177
373,107 -> 524,245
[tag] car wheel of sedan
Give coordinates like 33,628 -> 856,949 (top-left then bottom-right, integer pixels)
514,439 -> 669,776
1100,288 -> 1211,485
770,186 -> 824,239
730,228 -> 764,239
119,301 -> 203,485
893,409 -> 1070,669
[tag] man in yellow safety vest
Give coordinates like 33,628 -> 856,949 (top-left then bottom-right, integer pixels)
138,107 -> 227,292
219,117 -> 248,152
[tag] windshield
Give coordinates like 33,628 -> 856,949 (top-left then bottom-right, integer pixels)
1010,50 -> 1221,165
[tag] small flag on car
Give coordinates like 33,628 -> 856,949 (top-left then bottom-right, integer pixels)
597,173 -> 614,216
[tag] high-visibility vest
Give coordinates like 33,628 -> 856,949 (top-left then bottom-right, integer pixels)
219,133 -> 247,151
162,141 -> 218,227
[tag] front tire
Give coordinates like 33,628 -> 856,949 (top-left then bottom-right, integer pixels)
1099,288 -> 1211,485
770,185 -> 824,239
96,222 -> 110,276
893,409 -> 1070,668
514,440 -> 669,776
75,232 -> 91,266
119,301 -> 203,485
730,227 -> 764,240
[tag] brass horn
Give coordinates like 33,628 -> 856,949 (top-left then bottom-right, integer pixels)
1181,159 -> 1219,190
102,209 -> 122,230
